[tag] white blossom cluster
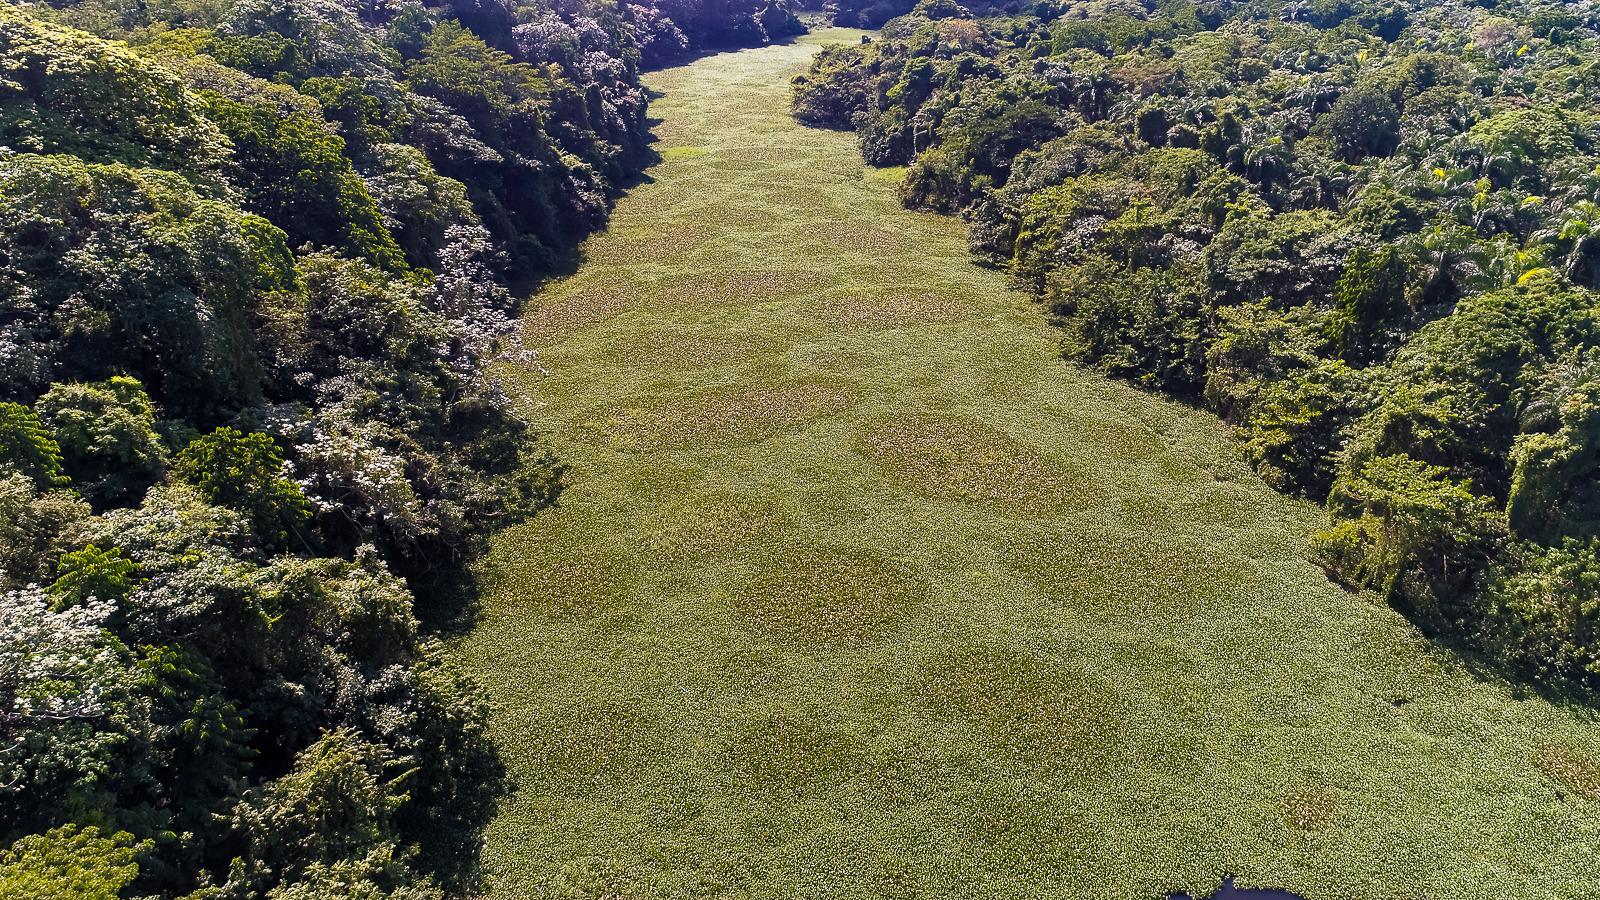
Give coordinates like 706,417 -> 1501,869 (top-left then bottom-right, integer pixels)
0,588 -> 120,733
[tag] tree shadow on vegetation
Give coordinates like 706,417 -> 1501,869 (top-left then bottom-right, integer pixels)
410,562 -> 485,638
400,715 -> 510,896
412,462 -> 569,638
617,162 -> 661,193
505,140 -> 664,297
1037,344 -> 1600,714
402,471 -> 571,894
1425,626 -> 1600,720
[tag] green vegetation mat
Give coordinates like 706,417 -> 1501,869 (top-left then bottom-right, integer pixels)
460,29 -> 1600,900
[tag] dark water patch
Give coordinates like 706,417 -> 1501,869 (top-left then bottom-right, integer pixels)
1170,877 -> 1305,900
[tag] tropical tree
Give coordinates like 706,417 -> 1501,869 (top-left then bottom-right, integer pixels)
174,428 -> 312,550
1534,199 -> 1600,288
35,378 -> 167,505
0,826 -> 146,900
1407,223 -> 1491,304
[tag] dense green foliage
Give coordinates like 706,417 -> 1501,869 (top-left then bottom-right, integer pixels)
796,0 -> 1600,697
0,0 -> 800,895
464,32 -> 1600,897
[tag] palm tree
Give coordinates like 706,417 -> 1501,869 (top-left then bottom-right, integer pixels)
1548,160 -> 1600,213
1520,348 -> 1600,430
1288,155 -> 1353,208
1459,186 -> 1529,237
1533,200 -> 1600,288
1284,75 -> 1342,116
1408,224 -> 1491,303
1468,132 -> 1530,188
1231,127 -> 1293,188
1481,235 -> 1550,289
1071,69 -> 1115,122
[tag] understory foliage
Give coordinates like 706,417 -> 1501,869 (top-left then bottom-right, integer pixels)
797,0 -> 1600,696
0,0 -> 798,895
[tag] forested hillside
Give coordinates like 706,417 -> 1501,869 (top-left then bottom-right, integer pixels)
0,0 -> 798,896
796,0 -> 1600,697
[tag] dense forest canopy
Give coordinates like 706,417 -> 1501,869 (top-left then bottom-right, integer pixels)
0,0 -> 799,895
796,0 -> 1600,698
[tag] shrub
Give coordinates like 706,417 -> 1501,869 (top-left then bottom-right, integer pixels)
36,378 -> 167,505
175,428 -> 312,549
